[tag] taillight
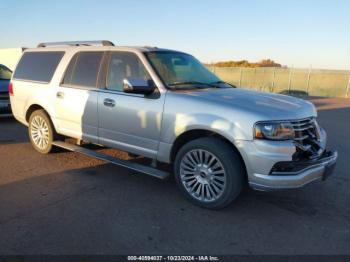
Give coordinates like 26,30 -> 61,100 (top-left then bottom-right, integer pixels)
8,82 -> 13,96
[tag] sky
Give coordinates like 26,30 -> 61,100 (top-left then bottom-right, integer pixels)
1,0 -> 350,70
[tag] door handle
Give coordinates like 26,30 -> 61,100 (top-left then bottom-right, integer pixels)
103,98 -> 115,107
56,92 -> 65,99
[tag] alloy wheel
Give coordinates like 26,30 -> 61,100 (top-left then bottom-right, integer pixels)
30,115 -> 50,150
180,149 -> 227,202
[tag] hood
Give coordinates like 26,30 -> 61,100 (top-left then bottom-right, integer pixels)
175,87 -> 317,120
0,79 -> 10,93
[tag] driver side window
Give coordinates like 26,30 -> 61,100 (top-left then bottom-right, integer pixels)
106,52 -> 151,92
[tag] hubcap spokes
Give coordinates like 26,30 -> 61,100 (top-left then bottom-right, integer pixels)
180,149 -> 226,202
31,116 -> 49,150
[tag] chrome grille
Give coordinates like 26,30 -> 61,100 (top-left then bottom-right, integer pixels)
291,117 -> 322,158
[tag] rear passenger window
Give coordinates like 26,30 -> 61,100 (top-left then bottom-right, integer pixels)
62,52 -> 103,88
13,52 -> 64,83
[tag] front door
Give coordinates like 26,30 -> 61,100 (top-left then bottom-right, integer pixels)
98,51 -> 165,158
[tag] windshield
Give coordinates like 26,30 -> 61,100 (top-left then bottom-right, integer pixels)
145,51 -> 224,89
0,65 -> 12,80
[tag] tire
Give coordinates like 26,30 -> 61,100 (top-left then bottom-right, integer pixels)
28,109 -> 57,154
174,137 -> 244,209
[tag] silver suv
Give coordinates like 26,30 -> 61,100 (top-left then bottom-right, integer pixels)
10,41 -> 337,209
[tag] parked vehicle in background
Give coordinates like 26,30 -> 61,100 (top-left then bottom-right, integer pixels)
0,64 -> 12,117
9,41 -> 338,209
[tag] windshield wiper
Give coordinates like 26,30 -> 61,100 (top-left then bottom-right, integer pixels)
209,81 -> 237,88
168,81 -> 219,89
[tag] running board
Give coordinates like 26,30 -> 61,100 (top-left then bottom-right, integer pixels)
52,141 -> 170,180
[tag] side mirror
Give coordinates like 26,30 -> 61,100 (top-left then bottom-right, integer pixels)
123,77 -> 156,95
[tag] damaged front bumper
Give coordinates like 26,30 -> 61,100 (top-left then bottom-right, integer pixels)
249,150 -> 338,191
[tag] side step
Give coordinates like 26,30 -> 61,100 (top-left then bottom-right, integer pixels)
52,141 -> 170,180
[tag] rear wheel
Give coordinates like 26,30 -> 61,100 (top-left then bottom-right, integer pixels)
174,137 -> 244,209
28,110 -> 57,154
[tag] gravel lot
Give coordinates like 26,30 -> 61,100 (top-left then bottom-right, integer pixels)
0,97 -> 349,255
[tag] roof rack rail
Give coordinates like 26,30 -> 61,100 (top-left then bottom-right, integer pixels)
37,40 -> 115,48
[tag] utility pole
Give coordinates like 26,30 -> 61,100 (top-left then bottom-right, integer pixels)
346,76 -> 350,98
239,68 -> 243,87
288,67 -> 293,94
271,67 -> 276,92
306,65 -> 312,95
254,68 -> 257,90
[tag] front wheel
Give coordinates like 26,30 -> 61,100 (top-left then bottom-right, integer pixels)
174,137 -> 245,209
28,110 -> 57,154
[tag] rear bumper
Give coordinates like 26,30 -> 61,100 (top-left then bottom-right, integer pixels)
249,150 -> 338,190
0,100 -> 12,116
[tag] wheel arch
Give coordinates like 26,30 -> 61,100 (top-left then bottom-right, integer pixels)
25,104 -> 59,134
170,129 -> 248,180
25,104 -> 48,123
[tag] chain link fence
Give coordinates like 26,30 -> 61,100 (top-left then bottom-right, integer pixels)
208,67 -> 350,98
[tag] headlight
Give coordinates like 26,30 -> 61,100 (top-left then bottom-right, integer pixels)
254,122 -> 295,140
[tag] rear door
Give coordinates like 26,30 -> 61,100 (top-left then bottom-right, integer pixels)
55,51 -> 105,142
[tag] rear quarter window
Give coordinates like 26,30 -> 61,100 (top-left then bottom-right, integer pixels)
13,52 -> 64,83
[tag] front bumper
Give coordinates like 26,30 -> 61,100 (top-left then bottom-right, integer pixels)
249,150 -> 337,190
235,127 -> 337,191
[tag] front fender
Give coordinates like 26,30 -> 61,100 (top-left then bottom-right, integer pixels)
160,113 -> 248,144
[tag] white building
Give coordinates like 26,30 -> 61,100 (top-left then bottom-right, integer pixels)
0,48 -> 24,71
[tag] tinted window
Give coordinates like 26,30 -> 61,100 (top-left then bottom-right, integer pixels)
63,52 -> 103,87
107,52 -> 151,91
13,52 -> 64,82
